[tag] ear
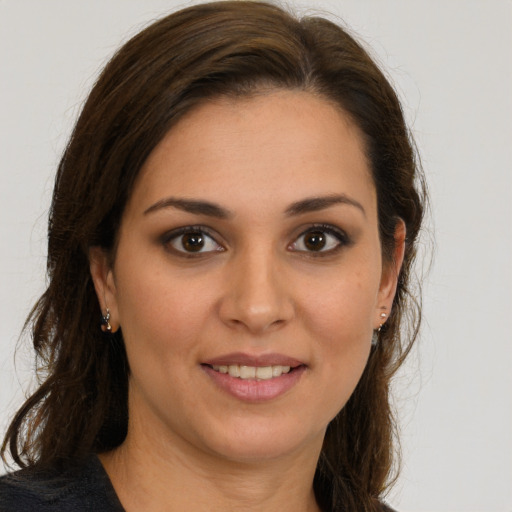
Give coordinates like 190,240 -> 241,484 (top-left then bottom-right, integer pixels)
375,219 -> 406,329
89,246 -> 120,333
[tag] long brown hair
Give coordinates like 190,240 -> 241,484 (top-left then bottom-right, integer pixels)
2,2 -> 426,510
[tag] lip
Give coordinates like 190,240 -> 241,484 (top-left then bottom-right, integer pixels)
201,352 -> 307,403
202,352 -> 304,367
202,364 -> 306,403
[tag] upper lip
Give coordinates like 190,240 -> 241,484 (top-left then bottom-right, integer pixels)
202,352 -> 304,367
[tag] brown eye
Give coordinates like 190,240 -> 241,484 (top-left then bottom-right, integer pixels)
181,232 -> 205,252
166,228 -> 223,255
304,231 -> 326,251
290,226 -> 346,254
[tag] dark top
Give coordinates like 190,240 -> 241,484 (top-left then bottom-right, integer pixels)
0,455 -> 397,511
0,456 -> 124,511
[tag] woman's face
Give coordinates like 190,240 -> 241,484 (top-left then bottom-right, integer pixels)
91,90 -> 402,464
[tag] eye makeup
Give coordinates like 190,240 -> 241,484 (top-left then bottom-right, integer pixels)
160,225 -> 225,257
158,221 -> 353,261
288,223 -> 352,257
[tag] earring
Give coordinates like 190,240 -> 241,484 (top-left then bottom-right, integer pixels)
378,312 -> 387,330
101,308 -> 112,333
371,312 -> 388,347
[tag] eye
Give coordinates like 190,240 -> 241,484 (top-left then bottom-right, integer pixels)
290,225 -> 348,254
163,227 -> 224,255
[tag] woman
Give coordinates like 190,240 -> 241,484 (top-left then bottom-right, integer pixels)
0,1 -> 425,511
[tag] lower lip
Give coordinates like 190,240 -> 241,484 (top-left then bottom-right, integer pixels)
201,365 -> 306,402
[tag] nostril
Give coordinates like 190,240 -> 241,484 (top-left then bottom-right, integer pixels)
218,275 -> 294,333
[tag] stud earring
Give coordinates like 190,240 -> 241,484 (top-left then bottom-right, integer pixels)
378,312 -> 387,331
371,311 -> 388,347
101,308 -> 112,333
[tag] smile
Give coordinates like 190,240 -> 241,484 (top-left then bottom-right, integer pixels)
210,364 -> 292,380
201,355 -> 306,402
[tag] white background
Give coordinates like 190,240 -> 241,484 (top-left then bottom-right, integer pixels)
1,1 -> 511,510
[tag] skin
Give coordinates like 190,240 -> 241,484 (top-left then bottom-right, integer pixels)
90,90 -> 405,512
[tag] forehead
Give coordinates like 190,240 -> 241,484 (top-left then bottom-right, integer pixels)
127,90 -> 376,217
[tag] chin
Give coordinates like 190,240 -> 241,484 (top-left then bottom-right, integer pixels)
195,416 -> 325,464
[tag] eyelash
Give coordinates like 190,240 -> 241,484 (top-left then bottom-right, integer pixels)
160,225 -> 224,258
160,223 -> 350,257
290,224 -> 350,257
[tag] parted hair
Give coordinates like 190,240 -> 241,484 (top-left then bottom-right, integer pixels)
2,2 -> 426,511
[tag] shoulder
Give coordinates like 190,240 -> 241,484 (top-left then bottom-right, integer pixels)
0,456 -> 124,512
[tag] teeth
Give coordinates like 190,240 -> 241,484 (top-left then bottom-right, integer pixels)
240,366 -> 256,379
273,365 -> 290,377
211,364 -> 293,380
256,366 -> 273,380
228,365 -> 240,378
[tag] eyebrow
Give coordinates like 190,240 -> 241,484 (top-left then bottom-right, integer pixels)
285,194 -> 366,218
143,193 -> 366,219
143,197 -> 233,219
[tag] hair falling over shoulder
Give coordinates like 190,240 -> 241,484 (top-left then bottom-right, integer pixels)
2,2 -> 427,510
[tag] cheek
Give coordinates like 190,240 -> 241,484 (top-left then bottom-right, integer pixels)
113,269 -> 215,421
112,251 -> 216,365
304,265 -> 379,342
118,279 -> 209,348
300,267 -> 378,414
311,290 -> 372,379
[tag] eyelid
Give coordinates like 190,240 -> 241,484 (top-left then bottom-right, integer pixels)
159,223 -> 351,257
160,225 -> 225,256
289,223 -> 351,254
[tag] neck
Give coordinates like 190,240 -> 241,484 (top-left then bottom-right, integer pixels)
99,411 -> 323,512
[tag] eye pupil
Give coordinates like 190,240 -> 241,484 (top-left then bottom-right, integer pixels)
182,232 -> 204,252
304,231 -> 326,251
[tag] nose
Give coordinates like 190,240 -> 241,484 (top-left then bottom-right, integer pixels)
218,247 -> 294,334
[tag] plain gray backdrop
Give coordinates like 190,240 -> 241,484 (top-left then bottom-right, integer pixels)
1,1 -> 511,510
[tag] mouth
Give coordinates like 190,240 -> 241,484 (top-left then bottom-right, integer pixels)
201,353 -> 306,402
205,364 -> 296,380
